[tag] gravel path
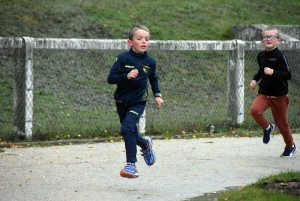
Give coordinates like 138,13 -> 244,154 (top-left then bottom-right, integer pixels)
1,134 -> 299,201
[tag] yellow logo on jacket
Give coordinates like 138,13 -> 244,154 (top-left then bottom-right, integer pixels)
143,65 -> 150,73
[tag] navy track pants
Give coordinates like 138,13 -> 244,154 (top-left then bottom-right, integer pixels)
116,102 -> 148,163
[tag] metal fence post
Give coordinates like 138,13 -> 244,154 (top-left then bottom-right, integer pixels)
227,40 -> 245,125
138,109 -> 146,134
23,37 -> 34,139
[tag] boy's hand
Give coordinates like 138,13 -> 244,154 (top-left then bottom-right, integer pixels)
127,69 -> 139,79
250,80 -> 257,90
155,97 -> 164,108
264,67 -> 274,76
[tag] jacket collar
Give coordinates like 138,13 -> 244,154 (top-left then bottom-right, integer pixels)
265,47 -> 278,54
129,48 -> 148,58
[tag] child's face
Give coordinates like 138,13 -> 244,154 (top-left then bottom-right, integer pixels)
261,30 -> 280,51
127,29 -> 150,54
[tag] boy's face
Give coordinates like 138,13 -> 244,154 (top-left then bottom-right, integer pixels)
127,29 -> 150,54
261,30 -> 280,51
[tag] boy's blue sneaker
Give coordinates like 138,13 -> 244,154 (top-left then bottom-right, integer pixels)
120,163 -> 139,178
141,136 -> 156,166
280,144 -> 297,157
263,123 -> 275,144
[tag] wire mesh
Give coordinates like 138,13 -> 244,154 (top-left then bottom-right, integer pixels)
1,39 -> 300,140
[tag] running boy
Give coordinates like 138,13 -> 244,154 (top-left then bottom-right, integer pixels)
107,25 -> 164,178
250,26 -> 296,157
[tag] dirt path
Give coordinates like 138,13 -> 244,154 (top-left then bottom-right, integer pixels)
1,134 -> 299,201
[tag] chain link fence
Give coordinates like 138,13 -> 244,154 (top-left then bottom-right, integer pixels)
0,38 -> 299,141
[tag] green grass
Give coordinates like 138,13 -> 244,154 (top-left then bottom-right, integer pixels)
1,0 -> 300,39
219,171 -> 300,201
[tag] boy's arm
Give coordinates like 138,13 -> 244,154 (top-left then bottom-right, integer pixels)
107,56 -> 128,84
148,70 -> 160,95
272,54 -> 291,80
252,56 -> 262,82
149,70 -> 163,107
149,70 -> 164,107
252,69 -> 261,82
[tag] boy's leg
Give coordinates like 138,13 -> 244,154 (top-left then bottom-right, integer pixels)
117,102 -> 146,163
136,126 -> 147,148
250,94 -> 275,144
270,96 -> 294,147
250,94 -> 270,128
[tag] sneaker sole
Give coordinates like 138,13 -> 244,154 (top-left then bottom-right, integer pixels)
120,170 -> 138,178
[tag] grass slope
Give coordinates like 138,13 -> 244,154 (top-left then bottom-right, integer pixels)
1,0 -> 300,39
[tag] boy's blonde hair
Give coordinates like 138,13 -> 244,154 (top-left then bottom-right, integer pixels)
262,26 -> 280,38
128,25 -> 150,40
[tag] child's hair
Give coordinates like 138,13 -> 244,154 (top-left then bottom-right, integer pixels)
128,25 -> 150,40
262,26 -> 280,38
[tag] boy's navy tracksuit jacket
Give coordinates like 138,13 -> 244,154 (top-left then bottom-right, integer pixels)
107,48 -> 161,106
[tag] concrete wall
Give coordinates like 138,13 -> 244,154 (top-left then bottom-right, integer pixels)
232,24 -> 300,41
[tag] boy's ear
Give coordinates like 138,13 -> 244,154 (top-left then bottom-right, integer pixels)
276,38 -> 281,45
127,39 -> 133,47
